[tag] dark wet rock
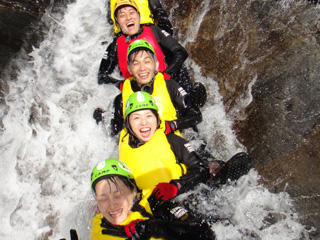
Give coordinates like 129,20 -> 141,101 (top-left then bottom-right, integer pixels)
164,0 -> 320,237
0,0 -> 72,73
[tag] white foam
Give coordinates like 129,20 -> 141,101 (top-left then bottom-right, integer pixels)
0,0 -> 308,239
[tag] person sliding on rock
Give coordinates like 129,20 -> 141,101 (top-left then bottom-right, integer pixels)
89,158 -> 216,240
107,0 -> 174,36
95,39 -> 202,137
98,0 -> 207,109
119,91 -> 252,199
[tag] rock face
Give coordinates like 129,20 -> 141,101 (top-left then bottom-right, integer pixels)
1,0 -> 320,238
0,0 -> 46,71
163,0 -> 320,238
0,0 -> 69,73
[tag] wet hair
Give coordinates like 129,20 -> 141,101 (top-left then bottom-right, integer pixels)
93,175 -> 137,194
128,49 -> 156,65
95,175 -> 142,205
115,5 -> 139,23
122,109 -> 160,148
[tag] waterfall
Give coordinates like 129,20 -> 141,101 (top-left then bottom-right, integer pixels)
0,0 -> 310,239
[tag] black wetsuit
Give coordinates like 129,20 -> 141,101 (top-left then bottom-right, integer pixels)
111,77 -> 201,136
98,25 -> 195,93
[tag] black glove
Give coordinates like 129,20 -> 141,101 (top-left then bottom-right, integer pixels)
184,82 -> 207,108
153,8 -> 173,35
70,229 -> 78,240
164,121 -> 177,134
93,108 -> 104,124
157,16 -> 173,35
59,229 -> 78,240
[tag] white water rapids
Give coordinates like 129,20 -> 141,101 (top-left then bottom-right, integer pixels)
0,0 -> 310,239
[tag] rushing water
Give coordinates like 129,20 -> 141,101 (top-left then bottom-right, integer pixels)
0,0 -> 310,239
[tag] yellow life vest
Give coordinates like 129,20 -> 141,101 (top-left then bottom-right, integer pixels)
90,190 -> 163,240
119,128 -> 187,191
122,72 -> 178,128
110,0 -> 154,34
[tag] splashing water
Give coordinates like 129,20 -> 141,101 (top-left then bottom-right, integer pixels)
0,0 -> 309,239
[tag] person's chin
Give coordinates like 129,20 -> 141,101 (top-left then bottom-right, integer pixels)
127,27 -> 139,36
107,210 -> 126,225
109,215 -> 126,225
137,78 -> 151,86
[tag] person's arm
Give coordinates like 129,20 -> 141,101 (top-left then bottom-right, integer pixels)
151,26 -> 188,76
148,0 -> 173,35
106,0 -> 113,25
100,216 -> 215,240
167,134 -> 211,194
98,38 -> 122,88
165,80 -> 202,132
110,93 -> 124,136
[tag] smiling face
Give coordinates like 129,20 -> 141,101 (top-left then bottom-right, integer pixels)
128,50 -> 157,87
95,178 -> 136,225
116,6 -> 140,35
129,109 -> 158,142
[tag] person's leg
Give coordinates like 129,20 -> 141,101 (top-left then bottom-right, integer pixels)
210,152 -> 252,186
174,66 -> 207,108
110,93 -> 124,136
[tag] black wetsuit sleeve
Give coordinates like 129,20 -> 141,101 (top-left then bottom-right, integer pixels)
148,0 -> 163,10
106,0 -> 113,25
165,80 -> 202,130
151,25 -> 188,75
111,93 -> 124,136
148,0 -> 173,35
98,38 -> 122,88
167,134 -> 210,193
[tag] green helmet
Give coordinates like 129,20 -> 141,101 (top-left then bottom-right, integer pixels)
127,39 -> 156,62
91,158 -> 134,191
124,91 -> 158,118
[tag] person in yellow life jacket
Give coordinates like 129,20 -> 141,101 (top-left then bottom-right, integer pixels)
89,158 -> 216,240
108,0 -> 173,35
97,0 -> 207,109
119,91 -> 252,202
94,39 -> 202,136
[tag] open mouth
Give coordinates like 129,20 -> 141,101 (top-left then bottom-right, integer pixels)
138,72 -> 149,80
140,127 -> 151,139
126,22 -> 135,29
109,209 -> 123,219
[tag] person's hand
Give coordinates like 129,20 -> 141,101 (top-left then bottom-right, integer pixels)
152,182 -> 181,201
148,182 -> 182,215
164,121 -> 177,134
93,108 -> 104,124
157,17 -> 173,35
153,8 -> 173,35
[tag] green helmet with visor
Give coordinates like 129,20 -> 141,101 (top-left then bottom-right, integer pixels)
124,91 -> 158,118
91,158 -> 134,191
127,39 -> 156,62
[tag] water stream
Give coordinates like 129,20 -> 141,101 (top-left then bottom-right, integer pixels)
0,0 -> 310,239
